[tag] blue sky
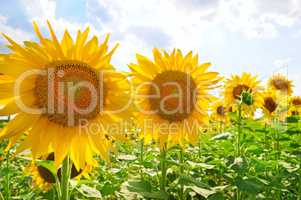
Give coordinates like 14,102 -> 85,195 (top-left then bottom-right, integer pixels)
0,0 -> 301,95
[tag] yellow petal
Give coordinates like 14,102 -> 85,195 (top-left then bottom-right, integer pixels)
70,134 -> 89,170
136,54 -> 160,76
0,113 -> 40,140
1,34 -> 44,67
53,126 -> 71,168
46,20 -> 64,58
152,48 -> 166,69
0,91 -> 36,115
0,79 -> 35,99
128,64 -> 153,79
75,27 -> 90,60
192,62 -> 211,75
61,30 -> 74,58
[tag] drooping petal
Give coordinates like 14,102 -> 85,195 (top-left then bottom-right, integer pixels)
0,113 -> 40,140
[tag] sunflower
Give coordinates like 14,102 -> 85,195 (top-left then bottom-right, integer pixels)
27,153 -> 90,191
268,74 -> 293,96
288,96 -> 301,116
0,21 -> 132,170
129,49 -> 220,149
224,73 -> 263,117
210,100 -> 229,124
261,89 -> 278,118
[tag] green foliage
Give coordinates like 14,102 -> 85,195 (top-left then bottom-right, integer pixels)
0,118 -> 300,199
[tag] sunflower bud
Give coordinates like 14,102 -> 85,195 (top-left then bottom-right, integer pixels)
241,91 -> 254,105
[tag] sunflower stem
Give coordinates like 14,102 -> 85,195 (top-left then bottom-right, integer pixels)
5,149 -> 10,200
60,156 -> 71,200
51,186 -> 57,200
219,121 -> 223,133
273,117 -> 281,199
159,144 -> 167,192
236,104 -> 242,157
298,122 -> 301,199
0,191 -> 4,200
179,148 -> 184,200
55,177 -> 62,199
198,140 -> 201,158
264,123 -> 269,178
236,103 -> 242,200
4,116 -> 11,200
139,139 -> 144,180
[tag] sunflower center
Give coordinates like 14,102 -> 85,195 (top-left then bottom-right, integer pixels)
149,71 -> 197,122
35,61 -> 104,126
232,84 -> 251,100
264,97 -> 277,113
292,111 -> 299,116
272,79 -> 288,91
292,98 -> 301,106
216,106 -> 225,116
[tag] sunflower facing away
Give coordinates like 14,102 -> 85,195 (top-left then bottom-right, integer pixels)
262,89 -> 278,118
224,72 -> 263,117
0,21 -> 132,170
27,153 -> 90,191
210,100 -> 229,124
288,96 -> 301,116
129,49 -> 220,148
268,74 -> 293,96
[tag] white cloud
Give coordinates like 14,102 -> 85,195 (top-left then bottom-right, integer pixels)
21,0 -> 301,42
174,0 -> 301,39
0,0 -> 56,45
21,0 -> 56,20
0,15 -> 32,43
83,0 -> 301,69
293,29 -> 301,38
5,0 -> 300,77
86,0 -> 227,68
213,0 -> 301,39
274,58 -> 292,68
19,0 -> 108,42
13,0 -> 121,70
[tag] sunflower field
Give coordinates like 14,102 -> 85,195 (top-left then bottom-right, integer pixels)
0,22 -> 300,200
